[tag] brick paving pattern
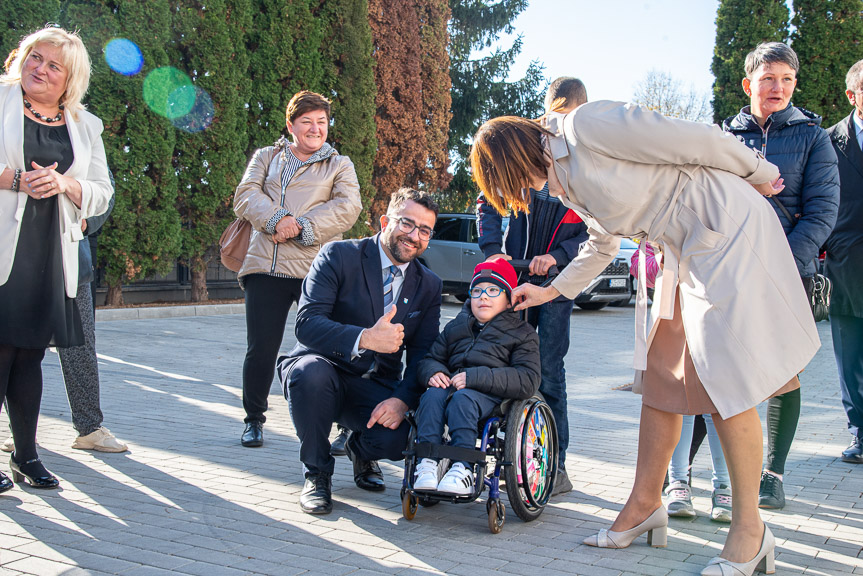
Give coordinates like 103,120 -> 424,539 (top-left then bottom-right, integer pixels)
0,301 -> 860,575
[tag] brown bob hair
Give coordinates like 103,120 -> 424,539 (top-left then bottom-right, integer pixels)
469,116 -> 553,216
285,90 -> 331,124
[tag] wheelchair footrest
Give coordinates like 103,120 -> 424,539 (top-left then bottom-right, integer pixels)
411,442 -> 486,464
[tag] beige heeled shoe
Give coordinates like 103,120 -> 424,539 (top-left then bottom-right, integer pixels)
701,525 -> 775,576
583,506 -> 668,549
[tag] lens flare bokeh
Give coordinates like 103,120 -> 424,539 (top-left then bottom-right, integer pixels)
143,67 -> 195,119
104,38 -> 143,76
171,87 -> 215,133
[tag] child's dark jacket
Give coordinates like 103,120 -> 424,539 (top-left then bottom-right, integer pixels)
417,303 -> 541,400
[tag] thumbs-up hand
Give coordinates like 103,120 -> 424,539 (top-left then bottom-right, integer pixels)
359,305 -> 404,353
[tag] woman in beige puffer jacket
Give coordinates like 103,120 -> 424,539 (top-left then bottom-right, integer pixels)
233,90 -> 361,447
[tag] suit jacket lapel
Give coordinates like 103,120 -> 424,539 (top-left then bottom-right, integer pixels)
63,110 -> 84,177
362,235 -> 384,320
833,113 -> 863,180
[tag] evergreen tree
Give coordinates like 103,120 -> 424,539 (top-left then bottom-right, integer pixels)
711,0 -> 790,123
62,0 -> 182,306
414,0 -> 452,192
446,0 -> 546,211
791,0 -> 863,127
172,0 -> 252,301
245,0 -> 325,151
368,0 -> 452,223
0,1 -> 61,60
319,0 -> 377,237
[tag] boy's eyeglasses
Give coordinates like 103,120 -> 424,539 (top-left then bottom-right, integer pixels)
470,286 -> 504,298
393,217 -> 434,241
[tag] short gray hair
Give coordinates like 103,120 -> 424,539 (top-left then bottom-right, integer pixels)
846,60 -> 863,92
744,42 -> 799,79
1,27 -> 91,120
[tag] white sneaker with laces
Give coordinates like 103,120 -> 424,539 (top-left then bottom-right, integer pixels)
665,481 -> 696,518
414,458 -> 440,491
437,462 -> 474,495
1,436 -> 13,453
72,427 -> 128,453
710,485 -> 733,523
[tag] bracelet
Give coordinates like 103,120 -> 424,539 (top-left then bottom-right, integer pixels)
11,169 -> 22,192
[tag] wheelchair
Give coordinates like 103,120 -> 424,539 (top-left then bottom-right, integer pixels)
400,393 -> 558,533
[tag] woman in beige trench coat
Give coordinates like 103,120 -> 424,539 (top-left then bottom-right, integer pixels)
470,102 -> 819,576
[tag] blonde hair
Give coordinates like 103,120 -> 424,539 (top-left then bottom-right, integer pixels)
469,116 -> 553,216
1,27 -> 91,119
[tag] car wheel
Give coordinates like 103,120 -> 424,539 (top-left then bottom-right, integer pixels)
575,302 -> 608,311
455,293 -> 469,303
608,296 -> 631,307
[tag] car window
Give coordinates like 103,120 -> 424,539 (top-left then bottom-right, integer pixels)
434,217 -> 463,242
468,218 -> 478,243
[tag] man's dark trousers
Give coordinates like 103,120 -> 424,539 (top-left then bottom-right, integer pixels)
283,355 -> 410,476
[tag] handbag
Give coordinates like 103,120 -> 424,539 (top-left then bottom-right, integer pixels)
219,142 -> 284,273
768,197 -> 832,322
219,217 -> 251,272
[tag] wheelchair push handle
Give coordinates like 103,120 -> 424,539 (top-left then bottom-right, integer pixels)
506,258 -> 559,288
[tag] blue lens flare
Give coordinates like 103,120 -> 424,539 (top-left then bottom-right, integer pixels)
104,38 -> 143,76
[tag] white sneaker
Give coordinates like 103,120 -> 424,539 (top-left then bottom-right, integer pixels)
437,462 -> 474,495
665,481 -> 696,518
711,485 -> 733,523
413,458 -> 440,491
72,427 -> 128,453
1,436 -> 13,453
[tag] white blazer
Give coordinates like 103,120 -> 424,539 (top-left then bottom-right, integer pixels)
0,83 -> 113,297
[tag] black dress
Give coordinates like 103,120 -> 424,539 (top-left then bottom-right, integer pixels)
0,116 -> 83,348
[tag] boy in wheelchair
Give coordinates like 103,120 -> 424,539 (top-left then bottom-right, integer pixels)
413,259 -> 540,495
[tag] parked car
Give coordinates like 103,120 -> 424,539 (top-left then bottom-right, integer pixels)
608,238 -> 638,307
420,213 -> 631,310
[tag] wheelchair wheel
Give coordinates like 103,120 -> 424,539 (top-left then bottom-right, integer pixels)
504,398 -> 557,522
402,490 -> 418,520
487,499 -> 505,534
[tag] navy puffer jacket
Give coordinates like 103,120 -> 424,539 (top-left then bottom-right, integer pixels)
416,303 -> 540,401
723,104 -> 839,277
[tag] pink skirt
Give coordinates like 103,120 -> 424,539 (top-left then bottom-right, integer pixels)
641,291 -> 800,416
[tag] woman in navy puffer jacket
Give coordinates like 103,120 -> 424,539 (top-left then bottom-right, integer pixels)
721,42 -> 839,515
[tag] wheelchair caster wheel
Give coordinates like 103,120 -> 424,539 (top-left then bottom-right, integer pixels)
402,491 -> 418,520
487,499 -> 505,534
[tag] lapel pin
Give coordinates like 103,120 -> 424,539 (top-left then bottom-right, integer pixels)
403,298 -> 409,305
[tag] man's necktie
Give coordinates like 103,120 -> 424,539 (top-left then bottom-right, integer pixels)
383,265 -> 400,313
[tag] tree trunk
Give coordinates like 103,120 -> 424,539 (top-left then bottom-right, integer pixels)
105,282 -> 123,307
190,256 -> 209,302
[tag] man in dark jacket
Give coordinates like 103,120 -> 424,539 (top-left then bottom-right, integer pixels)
826,59 -> 863,464
477,77 -> 589,496
277,189 -> 442,515
722,42 -> 839,509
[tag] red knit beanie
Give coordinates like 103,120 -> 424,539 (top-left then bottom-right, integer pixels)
471,259 -> 518,297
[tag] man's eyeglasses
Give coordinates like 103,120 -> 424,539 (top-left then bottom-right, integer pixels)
470,285 -> 504,298
392,217 -> 434,241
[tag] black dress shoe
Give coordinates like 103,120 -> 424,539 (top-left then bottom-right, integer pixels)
842,437 -> 863,464
0,471 -> 13,494
330,425 -> 349,457
10,455 -> 59,489
300,472 -> 333,514
345,433 -> 385,492
241,422 -> 263,447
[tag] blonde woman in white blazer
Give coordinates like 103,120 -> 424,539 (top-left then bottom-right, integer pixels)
0,27 -> 112,493
470,103 -> 819,576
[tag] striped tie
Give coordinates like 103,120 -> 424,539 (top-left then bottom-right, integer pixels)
383,265 -> 399,313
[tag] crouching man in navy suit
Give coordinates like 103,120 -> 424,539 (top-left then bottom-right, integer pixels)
278,188 -> 442,514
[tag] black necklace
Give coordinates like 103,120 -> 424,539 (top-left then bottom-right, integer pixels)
22,94 -> 63,123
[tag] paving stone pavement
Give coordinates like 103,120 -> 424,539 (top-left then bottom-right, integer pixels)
0,300 -> 860,575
